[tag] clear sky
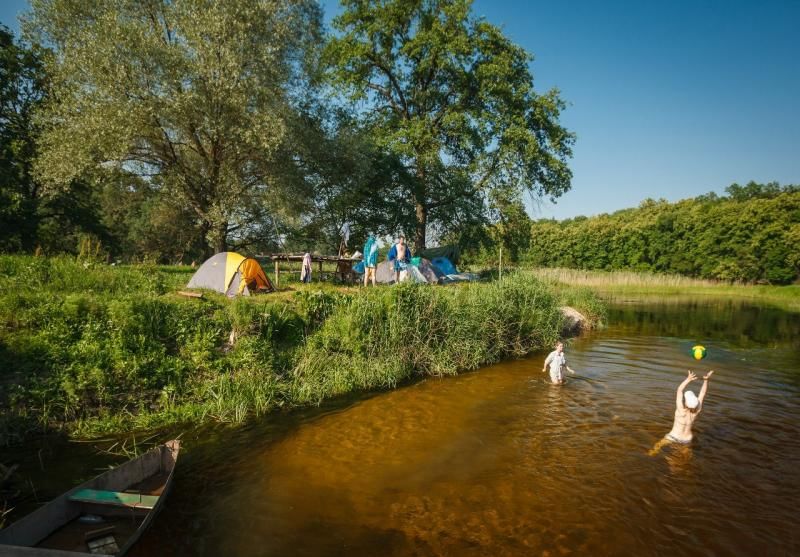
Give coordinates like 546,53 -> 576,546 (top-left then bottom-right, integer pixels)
3,0 -> 798,220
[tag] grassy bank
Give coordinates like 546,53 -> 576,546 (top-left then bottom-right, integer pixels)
531,268 -> 800,311
0,256 -> 604,443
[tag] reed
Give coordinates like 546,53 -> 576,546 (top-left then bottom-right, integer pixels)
530,267 -> 800,311
531,267 -> 723,288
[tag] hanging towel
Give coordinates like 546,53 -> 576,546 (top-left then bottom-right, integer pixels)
300,253 -> 313,283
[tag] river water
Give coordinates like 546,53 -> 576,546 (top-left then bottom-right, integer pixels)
10,298 -> 800,556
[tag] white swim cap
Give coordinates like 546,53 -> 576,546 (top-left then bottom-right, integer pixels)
684,390 -> 699,409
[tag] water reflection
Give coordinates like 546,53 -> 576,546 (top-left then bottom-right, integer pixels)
124,299 -> 800,556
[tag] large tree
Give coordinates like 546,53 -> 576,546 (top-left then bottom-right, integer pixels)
0,25 -> 45,251
26,0 -> 321,254
326,0 -> 574,250
278,104 -> 416,252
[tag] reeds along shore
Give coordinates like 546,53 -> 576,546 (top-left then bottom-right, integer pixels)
0,256 -> 605,442
530,267 -> 800,311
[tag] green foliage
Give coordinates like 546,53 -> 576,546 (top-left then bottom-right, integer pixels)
525,183 -> 800,285
326,0 -> 573,250
0,256 -> 600,442
26,0 -> 322,254
290,274 -> 566,403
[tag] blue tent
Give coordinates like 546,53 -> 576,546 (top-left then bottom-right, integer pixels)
431,256 -> 457,275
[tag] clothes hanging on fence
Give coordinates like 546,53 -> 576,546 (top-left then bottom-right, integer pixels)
300,252 -> 313,283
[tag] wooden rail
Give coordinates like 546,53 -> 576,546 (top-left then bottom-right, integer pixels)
256,253 -> 362,287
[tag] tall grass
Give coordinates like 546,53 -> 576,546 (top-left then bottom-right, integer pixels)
287,274 -> 596,404
0,256 -> 604,441
531,267 -> 723,288
531,266 -> 800,311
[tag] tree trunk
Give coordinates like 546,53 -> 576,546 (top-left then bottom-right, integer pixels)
205,220 -> 227,255
414,166 -> 428,252
415,201 -> 427,252
214,236 -> 226,254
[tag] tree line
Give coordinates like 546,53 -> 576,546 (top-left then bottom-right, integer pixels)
0,0 -> 573,262
522,182 -> 800,284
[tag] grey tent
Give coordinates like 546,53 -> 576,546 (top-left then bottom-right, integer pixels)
375,258 -> 443,284
415,258 -> 445,283
187,252 -> 274,296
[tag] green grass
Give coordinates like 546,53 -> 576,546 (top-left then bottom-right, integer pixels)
0,255 -> 604,442
530,267 -> 800,312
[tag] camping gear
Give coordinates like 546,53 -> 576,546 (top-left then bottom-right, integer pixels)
414,258 -> 445,284
187,252 -> 273,296
407,265 -> 427,283
0,440 -> 181,556
420,245 -> 460,265
441,272 -> 479,283
431,256 -> 458,276
374,258 -> 444,284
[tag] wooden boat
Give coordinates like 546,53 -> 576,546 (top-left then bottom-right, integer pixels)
0,440 -> 180,556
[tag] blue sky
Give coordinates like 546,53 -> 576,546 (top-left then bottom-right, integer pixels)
3,0 -> 798,220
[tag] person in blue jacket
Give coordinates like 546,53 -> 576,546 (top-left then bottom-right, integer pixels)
363,232 -> 379,287
388,235 -> 411,283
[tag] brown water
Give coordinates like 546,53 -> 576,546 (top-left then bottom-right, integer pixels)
9,299 -> 800,556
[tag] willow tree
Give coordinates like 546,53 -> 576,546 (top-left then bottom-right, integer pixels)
26,0 -> 321,253
326,0 -> 574,250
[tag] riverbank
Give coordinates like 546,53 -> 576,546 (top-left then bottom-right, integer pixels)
531,268 -> 800,312
0,256 -> 605,443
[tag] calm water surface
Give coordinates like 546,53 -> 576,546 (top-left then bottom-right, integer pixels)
16,299 -> 800,556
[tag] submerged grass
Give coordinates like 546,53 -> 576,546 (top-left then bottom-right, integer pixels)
531,267 -> 800,312
0,255 -> 603,442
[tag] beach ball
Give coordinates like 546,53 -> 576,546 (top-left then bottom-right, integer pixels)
692,345 -> 707,360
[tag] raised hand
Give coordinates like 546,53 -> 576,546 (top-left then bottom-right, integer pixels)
704,370 -> 714,380
687,370 -> 697,382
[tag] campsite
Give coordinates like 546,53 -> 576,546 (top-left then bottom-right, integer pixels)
2,0 -> 799,556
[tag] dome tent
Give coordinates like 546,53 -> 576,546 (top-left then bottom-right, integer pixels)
187,252 -> 273,296
374,258 -> 444,284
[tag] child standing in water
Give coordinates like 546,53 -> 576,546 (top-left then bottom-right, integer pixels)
542,341 -> 575,384
649,370 -> 714,455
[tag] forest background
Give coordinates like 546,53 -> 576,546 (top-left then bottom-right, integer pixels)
1,1 -> 798,284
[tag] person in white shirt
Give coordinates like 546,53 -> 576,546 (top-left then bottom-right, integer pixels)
542,341 -> 575,384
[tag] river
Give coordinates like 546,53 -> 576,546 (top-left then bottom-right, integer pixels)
130,297 -> 800,556
8,298 -> 800,556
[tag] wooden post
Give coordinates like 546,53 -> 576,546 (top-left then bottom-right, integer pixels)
274,260 -> 280,288
499,246 -> 503,282
318,258 -> 323,281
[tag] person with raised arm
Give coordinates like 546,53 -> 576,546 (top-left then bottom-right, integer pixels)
649,370 -> 714,455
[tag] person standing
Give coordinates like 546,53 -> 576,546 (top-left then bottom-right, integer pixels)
363,233 -> 379,287
388,235 -> 411,283
542,341 -> 575,384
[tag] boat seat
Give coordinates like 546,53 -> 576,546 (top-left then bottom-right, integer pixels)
68,488 -> 159,510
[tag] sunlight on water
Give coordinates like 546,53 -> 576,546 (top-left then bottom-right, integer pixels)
134,298 -> 800,556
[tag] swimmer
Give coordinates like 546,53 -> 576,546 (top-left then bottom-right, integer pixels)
542,341 -> 575,385
649,370 -> 714,456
